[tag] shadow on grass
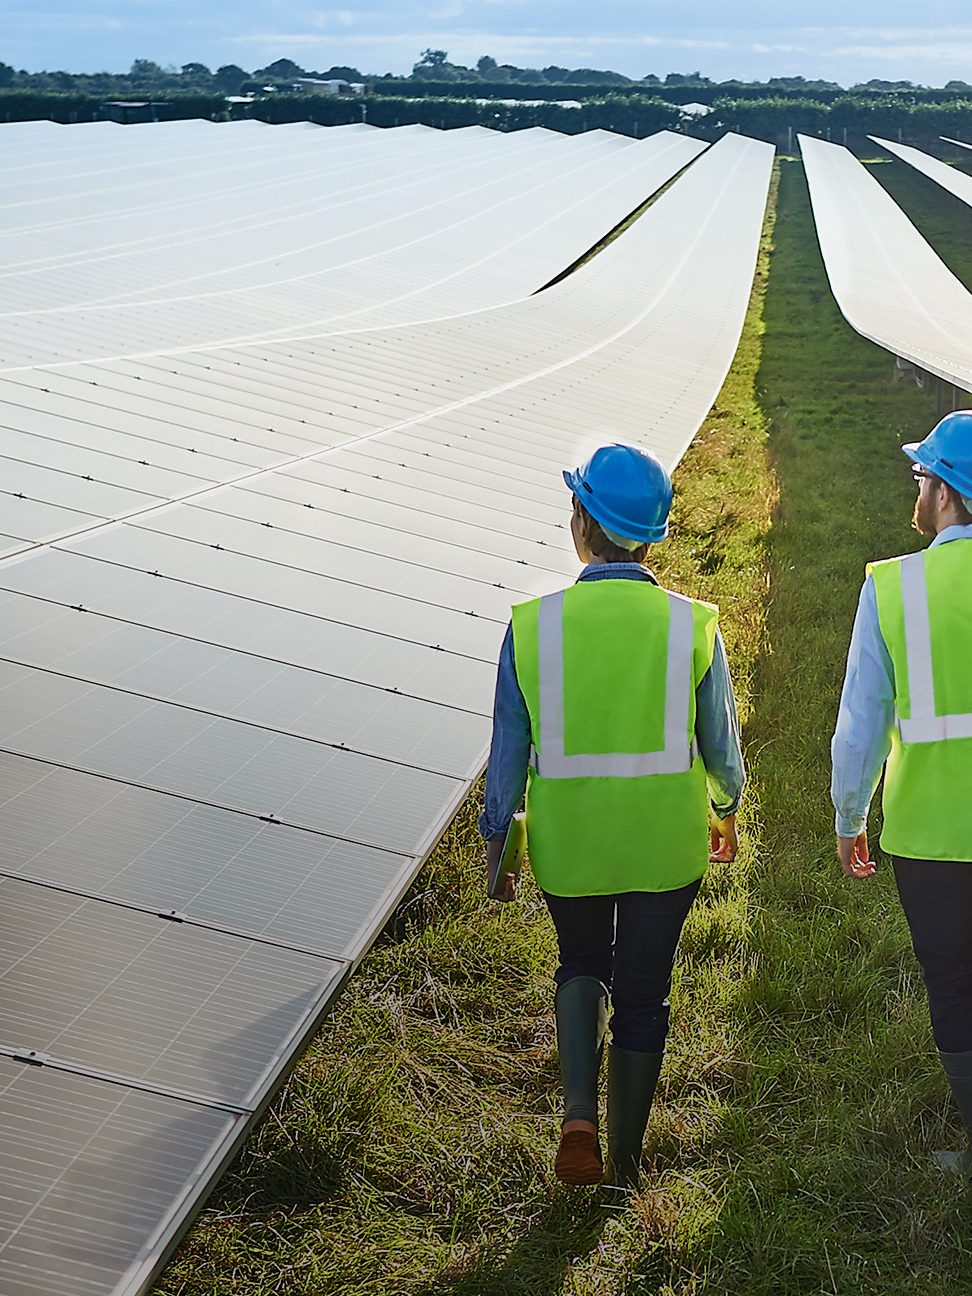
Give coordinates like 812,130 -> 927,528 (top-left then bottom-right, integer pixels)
418,1191 -> 610,1296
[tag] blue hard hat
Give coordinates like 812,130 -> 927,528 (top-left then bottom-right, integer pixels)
903,411 -> 972,498
563,442 -> 673,544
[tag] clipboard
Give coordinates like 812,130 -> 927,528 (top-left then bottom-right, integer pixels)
487,811 -> 527,901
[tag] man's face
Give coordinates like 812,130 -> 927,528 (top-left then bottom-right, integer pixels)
569,494 -> 586,558
912,469 -> 941,536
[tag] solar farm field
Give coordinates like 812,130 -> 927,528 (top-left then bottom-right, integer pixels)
2,123 -> 972,1296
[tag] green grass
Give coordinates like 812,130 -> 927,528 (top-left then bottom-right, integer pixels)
157,156 -> 972,1295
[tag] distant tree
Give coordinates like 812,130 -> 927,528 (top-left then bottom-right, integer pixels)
214,64 -> 249,92
411,49 -> 464,80
319,65 -> 363,81
768,75 -> 840,90
130,58 -> 164,80
855,77 -> 915,91
664,70 -> 711,86
640,73 -> 661,85
945,80 -> 972,90
181,62 -> 211,78
567,67 -> 631,84
477,55 -> 498,74
254,58 -> 306,81
0,62 -> 16,87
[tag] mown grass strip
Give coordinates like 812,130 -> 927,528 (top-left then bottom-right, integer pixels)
158,154 -> 972,1296
700,156 -> 972,1296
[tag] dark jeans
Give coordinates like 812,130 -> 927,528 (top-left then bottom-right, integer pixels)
542,879 -> 701,1053
893,856 -> 972,1054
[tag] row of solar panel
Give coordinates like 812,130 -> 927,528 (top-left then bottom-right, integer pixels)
800,134 -> 972,392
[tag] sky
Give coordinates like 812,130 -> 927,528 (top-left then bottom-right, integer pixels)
4,1 -> 972,85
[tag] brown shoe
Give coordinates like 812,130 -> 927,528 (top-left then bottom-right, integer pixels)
554,1129 -> 604,1185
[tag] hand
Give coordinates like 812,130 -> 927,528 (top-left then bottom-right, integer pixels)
837,832 -> 875,879
709,813 -> 738,862
486,836 -> 517,902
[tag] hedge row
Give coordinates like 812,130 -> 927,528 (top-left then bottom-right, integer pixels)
0,91 -> 226,122
369,81 -> 848,104
708,95 -> 972,145
249,93 -> 682,133
4,90 -> 972,146
370,81 -> 972,106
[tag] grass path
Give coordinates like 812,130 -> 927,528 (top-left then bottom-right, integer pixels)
158,155 -> 972,1296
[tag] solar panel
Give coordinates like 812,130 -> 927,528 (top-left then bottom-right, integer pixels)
0,128 -> 773,1294
0,662 -> 463,852
800,134 -> 972,391
0,875 -> 347,1104
0,1055 -> 241,1296
870,135 -> 972,215
0,592 -> 490,773
0,753 -> 415,959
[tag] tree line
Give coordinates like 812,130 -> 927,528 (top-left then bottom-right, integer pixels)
2,53 -> 972,100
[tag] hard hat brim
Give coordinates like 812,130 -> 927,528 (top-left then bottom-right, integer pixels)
902,440 -> 972,496
563,468 -> 584,497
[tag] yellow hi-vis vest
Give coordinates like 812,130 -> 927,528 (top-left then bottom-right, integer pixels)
511,578 -> 719,896
870,539 -> 972,861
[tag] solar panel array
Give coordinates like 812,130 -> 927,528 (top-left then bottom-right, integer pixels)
0,123 -> 773,1296
800,134 -> 972,391
1,121 -> 706,367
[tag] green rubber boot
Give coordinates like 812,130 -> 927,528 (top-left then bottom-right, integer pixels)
554,976 -> 609,1126
934,1050 -> 972,1175
604,1045 -> 663,1192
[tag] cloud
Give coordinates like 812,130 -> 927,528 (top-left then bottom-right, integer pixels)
428,0 -> 467,19
831,40 -> 972,62
4,9 -> 127,31
229,32 -> 339,45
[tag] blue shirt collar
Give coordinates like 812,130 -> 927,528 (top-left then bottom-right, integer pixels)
577,561 -> 657,583
929,523 -> 972,548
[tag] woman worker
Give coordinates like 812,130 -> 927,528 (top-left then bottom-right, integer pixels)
481,442 -> 745,1189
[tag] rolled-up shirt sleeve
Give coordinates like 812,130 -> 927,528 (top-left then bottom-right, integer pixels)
696,627 -> 746,817
478,624 -> 532,841
830,575 -> 895,838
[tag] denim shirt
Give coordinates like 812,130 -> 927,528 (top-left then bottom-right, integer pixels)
479,562 -> 747,840
831,524 -> 972,837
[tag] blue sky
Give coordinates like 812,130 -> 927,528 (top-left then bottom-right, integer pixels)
4,1 -> 972,84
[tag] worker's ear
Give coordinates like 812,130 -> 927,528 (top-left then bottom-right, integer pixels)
574,499 -> 589,537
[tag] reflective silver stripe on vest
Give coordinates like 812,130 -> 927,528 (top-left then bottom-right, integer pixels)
897,553 -> 972,742
535,588 -> 696,778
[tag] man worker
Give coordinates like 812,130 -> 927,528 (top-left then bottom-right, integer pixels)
480,442 -> 745,1189
832,410 -> 972,1172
